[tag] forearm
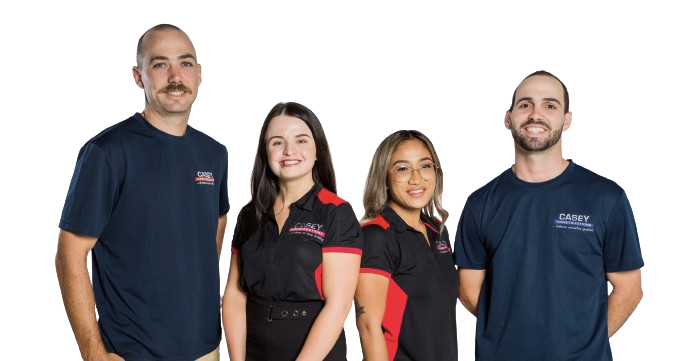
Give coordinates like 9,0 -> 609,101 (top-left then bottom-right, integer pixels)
356,320 -> 388,361
216,240 -> 223,260
222,293 -> 247,361
216,215 -> 228,259
56,252 -> 108,360
459,293 -> 479,317
607,285 -> 643,337
296,301 -> 351,361
459,268 -> 484,317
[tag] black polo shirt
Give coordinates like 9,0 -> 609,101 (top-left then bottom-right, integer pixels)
360,206 -> 458,361
231,184 -> 362,301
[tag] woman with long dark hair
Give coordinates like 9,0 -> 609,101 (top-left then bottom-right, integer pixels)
222,102 -> 362,361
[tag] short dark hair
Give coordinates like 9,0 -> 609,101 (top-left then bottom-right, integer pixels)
509,70 -> 571,114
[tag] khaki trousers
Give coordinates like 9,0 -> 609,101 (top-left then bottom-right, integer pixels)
195,346 -> 220,361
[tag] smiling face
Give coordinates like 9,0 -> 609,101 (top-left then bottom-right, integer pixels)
505,75 -> 572,152
132,29 -> 201,119
387,139 -> 436,218
265,114 -> 317,186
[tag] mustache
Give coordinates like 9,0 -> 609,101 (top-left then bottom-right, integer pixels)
520,119 -> 551,130
158,83 -> 192,94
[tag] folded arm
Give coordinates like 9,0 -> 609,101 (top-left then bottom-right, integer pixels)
607,269 -> 643,337
458,268 -> 485,317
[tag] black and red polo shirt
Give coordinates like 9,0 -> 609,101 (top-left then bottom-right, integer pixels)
231,184 -> 362,302
360,205 -> 458,361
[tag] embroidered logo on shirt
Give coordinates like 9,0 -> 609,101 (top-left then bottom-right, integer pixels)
435,239 -> 452,254
553,213 -> 594,232
194,171 -> 215,186
289,222 -> 325,242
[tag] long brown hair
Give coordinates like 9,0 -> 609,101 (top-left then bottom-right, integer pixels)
237,102 -> 336,244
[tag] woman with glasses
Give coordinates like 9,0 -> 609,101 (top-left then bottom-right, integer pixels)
355,130 -> 458,361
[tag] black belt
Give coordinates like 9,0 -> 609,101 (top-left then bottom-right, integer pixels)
248,295 -> 324,322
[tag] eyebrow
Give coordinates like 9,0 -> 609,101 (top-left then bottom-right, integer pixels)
391,156 -> 433,165
266,134 -> 312,142
148,53 -> 197,65
516,96 -> 562,106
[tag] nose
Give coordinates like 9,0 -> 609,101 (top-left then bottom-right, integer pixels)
168,64 -> 183,84
408,168 -> 423,184
283,143 -> 296,156
528,106 -> 544,121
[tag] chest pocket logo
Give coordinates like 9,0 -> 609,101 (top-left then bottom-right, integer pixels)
195,171 -> 215,186
435,239 -> 451,254
288,222 -> 325,243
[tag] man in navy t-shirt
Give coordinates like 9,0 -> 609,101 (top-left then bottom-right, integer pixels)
454,70 -> 644,361
56,24 -> 230,361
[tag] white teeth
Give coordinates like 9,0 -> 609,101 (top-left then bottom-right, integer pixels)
283,160 -> 299,165
409,189 -> 423,195
169,91 -> 184,96
527,127 -> 543,133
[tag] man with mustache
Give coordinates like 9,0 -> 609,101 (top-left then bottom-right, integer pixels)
56,24 -> 229,361
454,71 -> 644,360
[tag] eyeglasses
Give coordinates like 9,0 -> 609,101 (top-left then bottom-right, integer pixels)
389,163 -> 438,183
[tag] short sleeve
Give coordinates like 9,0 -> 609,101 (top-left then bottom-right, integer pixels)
360,224 -> 398,276
454,198 -> 487,269
321,203 -> 363,255
59,143 -> 120,238
603,191 -> 644,272
230,207 -> 246,254
218,161 -> 230,217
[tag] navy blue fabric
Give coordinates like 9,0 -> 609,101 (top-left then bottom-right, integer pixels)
60,113 -> 229,361
454,161 -> 643,361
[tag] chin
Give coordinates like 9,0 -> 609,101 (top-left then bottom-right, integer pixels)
403,200 -> 429,210
278,171 -> 312,182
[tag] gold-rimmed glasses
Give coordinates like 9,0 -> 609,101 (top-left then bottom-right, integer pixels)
389,163 -> 438,183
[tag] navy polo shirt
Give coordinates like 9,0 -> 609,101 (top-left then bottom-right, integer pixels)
231,184 -> 362,302
360,206 -> 458,361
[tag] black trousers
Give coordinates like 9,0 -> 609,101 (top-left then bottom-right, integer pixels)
246,295 -> 347,361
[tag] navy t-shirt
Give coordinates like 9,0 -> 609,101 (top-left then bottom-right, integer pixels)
60,113 -> 229,361
454,161 -> 643,361
360,206 -> 458,361
231,184 -> 362,302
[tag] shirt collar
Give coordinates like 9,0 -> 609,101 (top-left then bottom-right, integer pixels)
292,183 -> 322,211
380,205 -> 440,235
